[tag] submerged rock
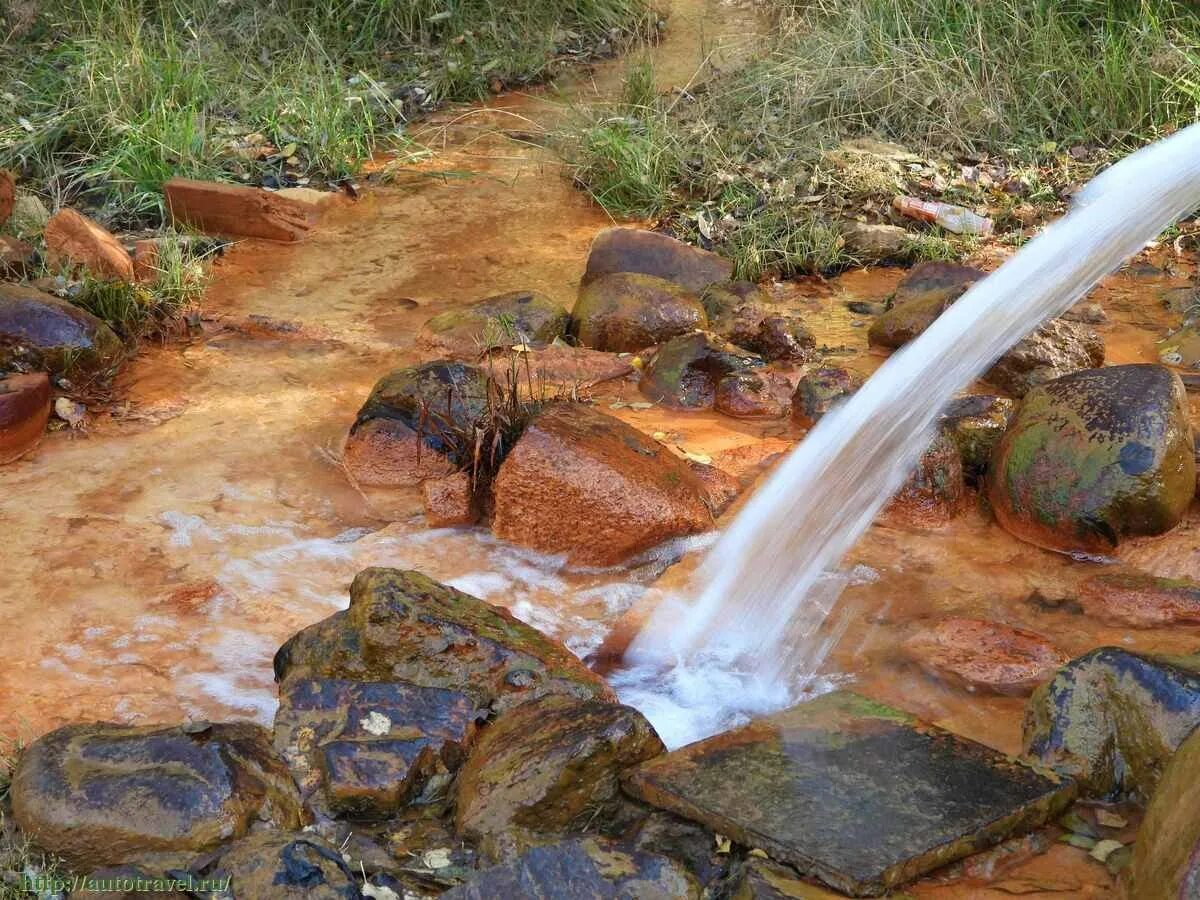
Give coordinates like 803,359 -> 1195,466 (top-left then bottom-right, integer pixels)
44,208 -> 134,282
274,677 -> 480,819
1077,571 -> 1200,627
342,361 -> 491,488
882,429 -> 966,527
0,372 -> 51,464
0,283 -> 124,377
1022,647 -> 1200,801
583,227 -> 733,293
985,318 -> 1105,397
11,722 -> 304,870
274,568 -> 614,713
490,403 -> 713,565
454,695 -> 664,859
1129,725 -> 1200,899
210,832 -> 362,899
417,290 -> 569,358
714,371 -> 792,419
625,690 -> 1073,897
987,365 -> 1195,554
571,272 -> 707,352
902,617 -> 1068,696
640,332 -> 763,409
791,367 -> 864,428
443,836 -> 698,900
938,394 -> 1014,482
739,315 -> 817,363
869,262 -> 985,348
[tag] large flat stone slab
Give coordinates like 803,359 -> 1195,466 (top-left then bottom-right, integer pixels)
623,691 -> 1074,897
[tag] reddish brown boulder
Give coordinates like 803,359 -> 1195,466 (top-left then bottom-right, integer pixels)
714,371 -> 791,419
164,177 -> 315,242
571,272 -> 707,353
0,169 -> 14,226
582,227 -> 733,293
0,234 -> 35,276
44,209 -> 134,282
903,617 -> 1068,696
686,460 -> 742,516
423,471 -> 478,527
1078,572 -> 1200,627
343,417 -> 458,487
131,238 -> 159,284
0,372 -> 51,464
491,404 -> 713,565
882,429 -> 967,527
986,318 -> 1105,397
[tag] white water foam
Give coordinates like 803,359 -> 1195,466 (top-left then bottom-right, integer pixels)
624,123 -> 1200,744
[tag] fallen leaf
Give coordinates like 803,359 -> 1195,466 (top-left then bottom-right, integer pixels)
1059,833 -> 1096,851
1094,809 -> 1128,829
748,848 -> 768,859
628,401 -> 653,410
1059,810 -> 1099,839
1089,839 -> 1124,863
714,834 -> 731,854
1105,845 -> 1133,876
681,451 -> 712,465
422,848 -> 452,869
362,883 -> 400,900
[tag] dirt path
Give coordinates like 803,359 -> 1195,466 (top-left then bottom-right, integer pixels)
0,0 -> 765,737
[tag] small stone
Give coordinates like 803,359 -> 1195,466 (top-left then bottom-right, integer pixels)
742,315 -> 817,362
639,331 -> 763,409
882,429 -> 966,527
44,208 -> 135,282
938,394 -> 1014,482
986,318 -> 1105,397
131,238 -> 159,284
582,227 -> 733,293
902,617 -> 1068,696
0,234 -> 36,276
715,371 -> 791,419
842,221 -> 909,259
209,832 -> 360,899
418,290 -> 570,358
0,283 -> 124,377
54,396 -> 86,428
571,272 -> 707,353
791,367 -> 863,428
7,192 -> 51,239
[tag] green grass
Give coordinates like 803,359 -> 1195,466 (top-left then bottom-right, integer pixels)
562,0 -> 1200,277
2,0 -> 655,226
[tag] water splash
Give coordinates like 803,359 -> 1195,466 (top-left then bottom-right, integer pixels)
624,124 -> 1200,740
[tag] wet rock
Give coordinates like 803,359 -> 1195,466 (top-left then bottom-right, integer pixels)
507,343 -> 634,391
1063,301 -> 1108,326
902,617 -> 1068,696
455,695 -> 664,858
572,272 -> 707,353
868,292 -> 949,349
882,429 -> 966,526
625,690 -> 1074,897
938,394 -> 1015,482
274,567 -> 615,713
422,471 -> 478,527
715,371 -> 792,419
890,261 -> 986,310
0,234 -> 33,276
343,361 -> 491,488
1077,571 -> 1200,627
686,460 -> 742,516
210,832 -> 362,899
443,836 -> 699,900
985,318 -> 1105,397
0,283 -> 124,377
417,290 -> 570,358
164,177 -> 316,242
44,208 -> 135,282
791,366 -> 864,428
7,191 -> 50,239
731,858 -> 826,899
987,365 -> 1195,554
1023,647 -> 1200,801
842,221 -> 909,259
740,315 -> 817,362
0,169 -> 13,225
629,811 -> 732,894
0,372 -> 51,464
583,226 -> 733,293
1158,323 -> 1200,369
640,332 -> 763,409
700,280 -> 770,329
490,403 -> 714,565
1128,724 -> 1200,899
273,677 -> 480,819
11,722 -> 304,870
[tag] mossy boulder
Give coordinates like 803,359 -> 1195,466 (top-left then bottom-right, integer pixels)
11,722 -> 304,870
0,282 -> 123,377
791,366 -> 864,428
273,567 -> 615,714
417,290 -> 569,358
490,403 -> 714,565
985,318 -> 1105,397
1022,647 -> 1200,802
454,695 -> 664,860
869,262 -> 985,348
342,361 -> 492,487
868,293 -> 952,349
938,395 -> 1014,483
987,365 -> 1195,554
700,280 -> 770,332
571,272 -> 706,352
583,227 -> 732,293
639,332 -> 763,409
1128,724 -> 1200,899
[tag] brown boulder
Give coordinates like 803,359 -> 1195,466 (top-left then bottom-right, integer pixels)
418,290 -> 570,358
273,677 -> 480,819
791,366 -> 863,428
939,394 -> 1014,482
639,331 -> 762,409
869,262 -> 986,349
131,238 -> 159,284
0,372 -> 51,464
571,272 -> 706,352
842,221 -> 908,260
11,722 -> 304,870
902,617 -> 1069,696
273,568 -> 615,713
1128,726 -> 1200,899
583,227 -> 732,293
1078,571 -> 1200,627
882,429 -> 967,527
454,695 -> 664,859
714,371 -> 791,419
985,318 -> 1105,397
164,177 -> 315,242
744,315 -> 817,362
505,343 -> 634,392
422,471 -> 478,527
490,404 -> 714,565
44,208 -> 134,282
0,283 -> 124,377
